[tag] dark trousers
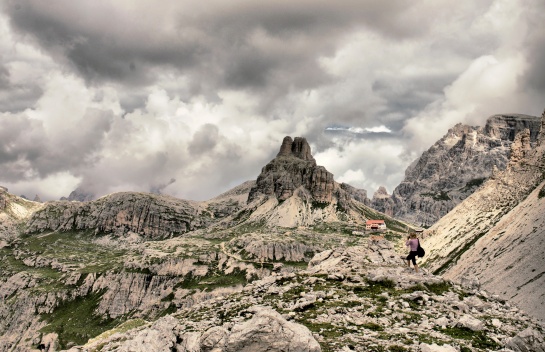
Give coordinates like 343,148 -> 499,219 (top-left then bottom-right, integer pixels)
406,251 -> 417,265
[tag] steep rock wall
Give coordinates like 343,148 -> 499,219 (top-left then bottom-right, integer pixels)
390,113 -> 541,225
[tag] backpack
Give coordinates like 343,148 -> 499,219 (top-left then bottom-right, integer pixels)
417,239 -> 425,258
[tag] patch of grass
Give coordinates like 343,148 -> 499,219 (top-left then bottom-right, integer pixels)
40,291 -> 121,349
158,303 -> 177,317
161,292 -> 175,302
19,230 -> 127,274
282,261 -> 309,269
424,281 -> 451,295
88,318 -> 147,346
440,327 -> 501,349
362,322 -> 384,331
353,279 -> 396,298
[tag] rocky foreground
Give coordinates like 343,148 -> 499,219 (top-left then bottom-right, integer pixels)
63,239 -> 544,352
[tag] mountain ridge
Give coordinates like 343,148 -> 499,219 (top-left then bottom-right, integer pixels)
421,110 -> 545,320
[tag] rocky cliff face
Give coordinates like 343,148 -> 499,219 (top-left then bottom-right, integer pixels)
242,136 -> 405,229
25,192 -> 217,240
370,186 -> 395,217
389,113 -> 542,225
248,136 -> 334,204
422,110 -> 545,321
339,183 -> 370,206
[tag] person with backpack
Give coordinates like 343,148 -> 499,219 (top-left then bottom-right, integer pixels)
405,233 -> 420,273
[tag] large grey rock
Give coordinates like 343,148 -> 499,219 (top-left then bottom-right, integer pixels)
116,316 -> 181,352
224,306 -> 321,352
370,186 -> 394,217
25,192 -> 212,240
456,314 -> 484,331
505,328 -> 545,352
420,343 -> 457,352
248,136 -> 334,203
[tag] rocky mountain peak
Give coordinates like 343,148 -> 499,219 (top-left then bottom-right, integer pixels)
61,187 -> 96,202
373,186 -> 390,199
385,113 -> 542,225
370,186 -> 394,217
276,136 -> 316,163
248,136 -> 333,203
484,113 -> 542,142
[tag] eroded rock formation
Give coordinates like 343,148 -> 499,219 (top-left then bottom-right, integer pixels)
248,136 -> 334,203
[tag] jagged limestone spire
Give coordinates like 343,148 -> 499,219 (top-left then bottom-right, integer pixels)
276,136 -> 315,162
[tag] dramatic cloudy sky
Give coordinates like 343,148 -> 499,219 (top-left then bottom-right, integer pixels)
1,0 -> 544,201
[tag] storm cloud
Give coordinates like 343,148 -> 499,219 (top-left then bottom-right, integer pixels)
0,0 -> 544,201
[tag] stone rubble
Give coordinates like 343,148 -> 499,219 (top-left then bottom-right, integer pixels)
70,239 -> 545,352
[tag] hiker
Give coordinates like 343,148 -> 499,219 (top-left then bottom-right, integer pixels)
405,233 -> 419,273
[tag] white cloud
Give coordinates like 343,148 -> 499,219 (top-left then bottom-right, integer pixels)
0,0 -> 543,202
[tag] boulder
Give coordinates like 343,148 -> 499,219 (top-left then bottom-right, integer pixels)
456,314 -> 484,331
505,328 -> 545,352
225,306 -> 321,352
420,343 -> 458,352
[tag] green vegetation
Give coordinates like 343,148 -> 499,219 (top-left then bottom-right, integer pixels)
311,201 -> 330,210
423,281 -> 452,295
18,230 -> 127,274
174,269 -> 250,291
440,327 -> 501,349
40,291 -> 121,348
353,279 -> 397,298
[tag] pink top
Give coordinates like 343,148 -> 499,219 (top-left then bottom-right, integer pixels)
406,238 -> 419,252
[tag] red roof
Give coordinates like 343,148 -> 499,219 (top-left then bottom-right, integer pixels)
366,220 -> 385,225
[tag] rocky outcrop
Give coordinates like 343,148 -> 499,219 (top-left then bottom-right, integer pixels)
506,328 -> 545,352
248,136 -> 334,204
388,113 -> 542,225
339,183 -> 370,205
277,136 -> 315,162
370,186 -> 394,217
422,111 -> 545,320
229,235 -> 319,262
25,192 -> 213,240
61,187 -> 96,202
